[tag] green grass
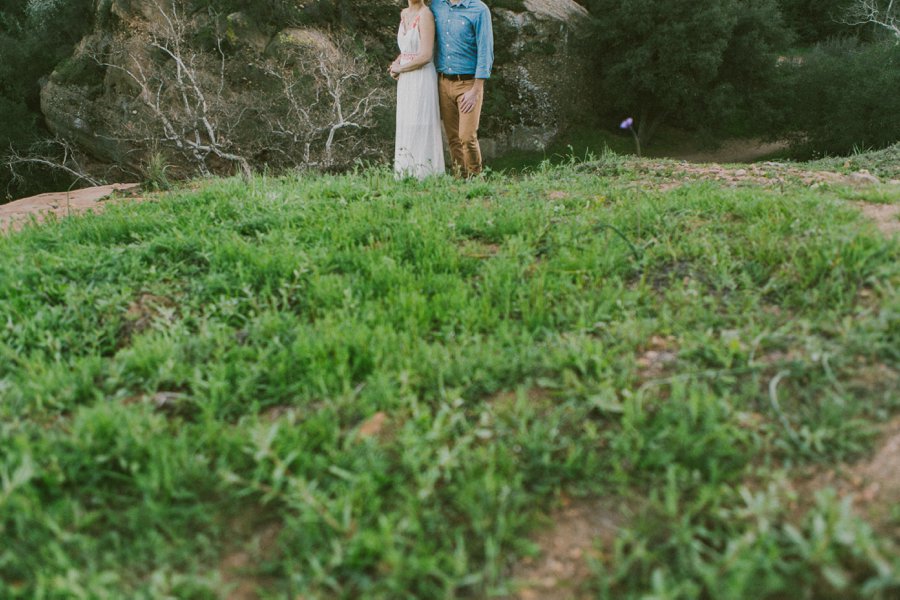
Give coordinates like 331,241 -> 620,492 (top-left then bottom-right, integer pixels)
808,144 -> 900,181
487,128 -> 634,172
486,126 -> 792,173
1,158 -> 898,598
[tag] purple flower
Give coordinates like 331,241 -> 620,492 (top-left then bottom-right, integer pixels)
620,117 -> 634,130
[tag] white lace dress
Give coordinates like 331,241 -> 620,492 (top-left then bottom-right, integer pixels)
394,13 -> 445,180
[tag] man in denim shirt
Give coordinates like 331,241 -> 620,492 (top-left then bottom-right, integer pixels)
432,0 -> 494,178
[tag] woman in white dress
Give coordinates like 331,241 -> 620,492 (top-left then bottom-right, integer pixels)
390,0 -> 445,179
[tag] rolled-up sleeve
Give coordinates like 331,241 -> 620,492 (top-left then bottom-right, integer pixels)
474,6 -> 494,79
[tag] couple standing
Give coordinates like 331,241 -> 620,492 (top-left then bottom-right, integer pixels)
390,0 -> 493,179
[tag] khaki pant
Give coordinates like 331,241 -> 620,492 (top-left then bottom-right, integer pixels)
438,77 -> 483,178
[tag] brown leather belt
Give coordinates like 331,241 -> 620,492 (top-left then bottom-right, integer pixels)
439,72 -> 475,81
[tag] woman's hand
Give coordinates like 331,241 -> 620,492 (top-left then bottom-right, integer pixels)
388,57 -> 401,80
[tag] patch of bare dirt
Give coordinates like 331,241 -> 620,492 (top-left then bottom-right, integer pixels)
852,201 -> 900,237
459,238 -> 502,259
849,362 -> 899,396
488,387 -> 555,412
120,293 -> 178,345
501,496 -> 628,600
792,415 -> 900,538
357,411 -> 389,439
123,391 -> 194,419
219,522 -> 282,600
643,259 -> 717,296
0,183 -> 142,233
635,335 -> 678,381
665,139 -> 788,164
259,405 -> 298,422
596,157 -> 898,193
657,162 -> 847,189
349,409 -> 403,444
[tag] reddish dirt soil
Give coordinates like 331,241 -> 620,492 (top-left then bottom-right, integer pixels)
0,183 -> 142,233
502,496 -> 628,600
219,522 -> 282,600
792,416 -> 900,538
853,202 -> 900,237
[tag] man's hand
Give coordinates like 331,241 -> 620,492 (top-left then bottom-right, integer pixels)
460,86 -> 481,114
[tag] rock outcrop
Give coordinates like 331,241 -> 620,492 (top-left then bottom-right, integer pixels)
40,0 -> 593,173
485,0 -> 592,157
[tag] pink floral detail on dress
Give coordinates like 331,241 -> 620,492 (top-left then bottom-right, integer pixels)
401,12 -> 421,32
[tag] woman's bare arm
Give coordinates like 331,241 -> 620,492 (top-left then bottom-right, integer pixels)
394,9 -> 435,73
389,13 -> 407,79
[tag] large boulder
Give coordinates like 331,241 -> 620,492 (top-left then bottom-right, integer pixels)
266,28 -> 341,63
224,12 -> 270,52
483,0 -> 592,157
109,0 -> 161,25
40,0 -> 594,171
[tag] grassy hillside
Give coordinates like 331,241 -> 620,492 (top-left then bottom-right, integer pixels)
1,155 -> 898,598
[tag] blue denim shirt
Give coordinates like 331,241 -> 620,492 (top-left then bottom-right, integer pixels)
431,0 -> 494,79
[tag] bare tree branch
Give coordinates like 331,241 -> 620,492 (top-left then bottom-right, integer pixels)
56,0 -> 389,181
4,138 -> 104,195
843,0 -> 900,38
88,0 -> 252,180
256,36 -> 388,170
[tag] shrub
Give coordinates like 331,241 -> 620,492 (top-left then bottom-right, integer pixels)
777,0 -> 856,44
52,54 -> 106,88
0,0 -> 95,201
586,0 -> 792,144
143,151 -> 172,191
778,38 -> 900,157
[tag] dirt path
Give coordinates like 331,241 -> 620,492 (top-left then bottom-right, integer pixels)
502,496 -> 626,600
0,183 -> 141,233
629,160 -> 866,190
612,160 -> 899,236
853,202 -> 900,237
661,139 -> 789,164
793,415 -> 900,536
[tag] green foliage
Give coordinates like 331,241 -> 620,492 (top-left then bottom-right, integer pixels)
808,142 -> 900,179
0,96 -> 37,157
586,0 -> 792,143
0,0 -> 94,201
52,53 -> 106,88
713,0 -> 797,136
593,476 -> 898,598
777,39 -> 900,157
143,152 -> 172,191
777,0 -> 857,44
0,161 -> 898,597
